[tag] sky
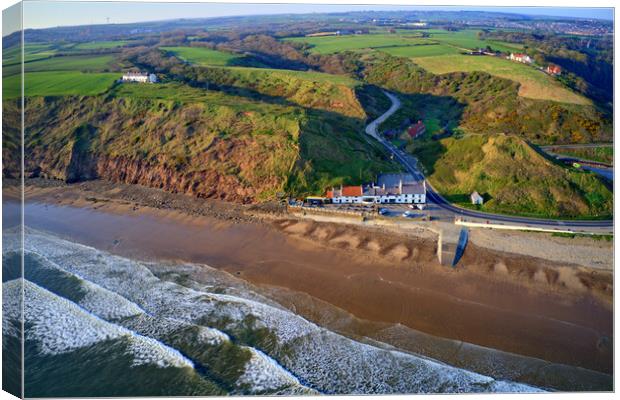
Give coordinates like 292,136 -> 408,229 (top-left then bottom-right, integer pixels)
2,1 -> 614,36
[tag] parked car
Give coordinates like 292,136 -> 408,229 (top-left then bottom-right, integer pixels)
402,211 -> 416,218
379,208 -> 389,215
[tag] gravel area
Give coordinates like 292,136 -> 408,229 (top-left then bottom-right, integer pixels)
469,228 -> 613,270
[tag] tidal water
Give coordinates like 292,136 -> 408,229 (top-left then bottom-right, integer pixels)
1,227 -> 544,396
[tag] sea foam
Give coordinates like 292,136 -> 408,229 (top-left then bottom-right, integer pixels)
12,228 -> 543,394
3,279 -> 193,369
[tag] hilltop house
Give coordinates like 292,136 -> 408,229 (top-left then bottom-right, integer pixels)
470,191 -> 484,205
508,53 -> 532,64
122,72 -> 158,83
546,64 -> 562,75
326,174 -> 426,204
408,120 -> 426,138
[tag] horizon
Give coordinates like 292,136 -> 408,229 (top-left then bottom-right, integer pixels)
2,2 -> 614,37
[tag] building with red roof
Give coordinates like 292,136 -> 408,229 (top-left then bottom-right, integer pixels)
324,174 -> 426,205
546,64 -> 562,75
408,120 -> 426,139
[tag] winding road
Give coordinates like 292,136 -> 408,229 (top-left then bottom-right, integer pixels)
365,91 -> 613,233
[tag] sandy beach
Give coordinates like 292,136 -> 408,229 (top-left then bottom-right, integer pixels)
3,180 -> 613,383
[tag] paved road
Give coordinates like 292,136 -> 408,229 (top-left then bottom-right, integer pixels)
540,143 -> 613,150
365,91 -> 401,141
365,91 -> 613,233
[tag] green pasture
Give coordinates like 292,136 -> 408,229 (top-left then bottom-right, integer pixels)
72,40 -> 129,50
161,46 -> 243,66
284,29 -> 525,55
4,54 -> 115,77
3,43 -> 56,66
283,34 -> 435,54
380,44 -> 461,58
419,29 -> 524,53
3,71 -> 119,99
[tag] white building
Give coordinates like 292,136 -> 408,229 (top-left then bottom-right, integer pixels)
470,191 -> 484,205
122,72 -> 157,83
508,53 -> 533,64
326,174 -> 426,204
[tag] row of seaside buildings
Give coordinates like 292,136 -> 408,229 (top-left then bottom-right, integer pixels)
320,174 -> 426,205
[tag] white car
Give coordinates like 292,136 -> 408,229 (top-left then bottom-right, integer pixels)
402,211 -> 415,218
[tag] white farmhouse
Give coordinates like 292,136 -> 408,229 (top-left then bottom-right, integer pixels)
121,71 -> 157,83
508,53 -> 533,64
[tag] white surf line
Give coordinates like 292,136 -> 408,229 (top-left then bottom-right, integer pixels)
7,279 -> 195,369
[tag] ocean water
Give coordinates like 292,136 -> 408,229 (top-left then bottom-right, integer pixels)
2,227 -> 543,396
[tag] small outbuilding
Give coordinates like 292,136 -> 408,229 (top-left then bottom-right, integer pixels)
470,191 -> 484,205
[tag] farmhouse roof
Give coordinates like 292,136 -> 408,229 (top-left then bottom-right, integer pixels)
408,120 -> 426,137
341,186 -> 363,196
123,71 -> 148,77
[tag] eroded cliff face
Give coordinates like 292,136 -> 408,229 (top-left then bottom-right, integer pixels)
6,95 -> 302,203
5,90 -> 387,203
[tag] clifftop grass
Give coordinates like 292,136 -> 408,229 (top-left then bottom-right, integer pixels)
5,84 -> 398,202
410,134 -> 612,218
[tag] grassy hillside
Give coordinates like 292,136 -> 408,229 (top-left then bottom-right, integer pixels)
283,29 -> 523,55
381,44 -> 461,58
550,146 -> 613,165
3,71 -> 119,99
2,43 -> 56,65
361,53 -> 611,144
151,48 -> 366,118
161,46 -> 245,66
72,40 -> 129,50
3,54 -> 116,77
419,29 -> 523,53
283,33 -> 434,54
412,54 -> 589,105
410,134 -> 612,218
4,84 -> 397,202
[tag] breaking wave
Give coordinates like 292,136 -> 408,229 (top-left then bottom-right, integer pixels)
2,227 -> 543,396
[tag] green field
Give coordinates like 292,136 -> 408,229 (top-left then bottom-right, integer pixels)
284,29 -> 524,55
3,43 -> 57,66
413,54 -> 589,105
161,46 -> 243,66
3,71 -> 119,99
72,40 -> 129,50
284,34 -> 435,54
419,29 -> 523,53
380,44 -> 461,58
4,54 -> 115,77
